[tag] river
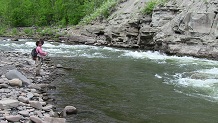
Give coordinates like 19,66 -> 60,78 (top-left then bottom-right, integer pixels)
1,39 -> 218,123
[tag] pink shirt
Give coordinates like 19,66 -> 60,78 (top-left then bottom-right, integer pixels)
36,46 -> 47,56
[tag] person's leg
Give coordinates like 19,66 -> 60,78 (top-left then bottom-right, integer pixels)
36,57 -> 42,76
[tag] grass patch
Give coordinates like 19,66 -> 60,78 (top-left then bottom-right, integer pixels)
39,28 -> 54,36
142,0 -> 169,15
79,0 -> 119,25
0,27 -> 6,36
24,28 -> 34,36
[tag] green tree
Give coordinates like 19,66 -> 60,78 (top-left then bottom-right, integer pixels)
0,0 -> 114,27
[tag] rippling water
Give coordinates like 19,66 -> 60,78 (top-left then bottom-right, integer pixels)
1,39 -> 218,123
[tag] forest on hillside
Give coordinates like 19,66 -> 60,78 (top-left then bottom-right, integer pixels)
0,0 -> 115,27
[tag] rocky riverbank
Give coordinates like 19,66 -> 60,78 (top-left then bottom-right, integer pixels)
2,0 -> 218,61
56,0 -> 218,61
0,51 -> 76,123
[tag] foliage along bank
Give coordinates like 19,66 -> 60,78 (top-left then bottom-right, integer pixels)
0,0 -> 122,39
0,0 -> 107,27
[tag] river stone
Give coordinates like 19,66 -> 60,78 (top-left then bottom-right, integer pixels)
60,105 -> 77,117
33,93 -> 40,97
5,115 -> 22,122
27,92 -> 34,99
5,69 -> 30,86
30,89 -> 37,93
56,64 -> 63,68
18,96 -> 29,103
0,84 -> 9,88
29,101 -> 42,110
35,110 -> 43,118
28,84 -> 42,90
64,106 -> 77,114
39,101 -> 46,107
8,78 -> 22,87
0,79 -> 4,84
18,110 -> 29,117
30,116 -> 43,123
26,60 -> 35,65
0,98 -> 19,109
42,104 -> 53,111
49,110 -> 58,117
44,116 -> 66,123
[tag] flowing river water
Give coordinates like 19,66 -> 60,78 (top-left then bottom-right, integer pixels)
1,39 -> 218,123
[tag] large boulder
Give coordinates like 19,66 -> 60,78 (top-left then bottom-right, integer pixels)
64,106 -> 77,115
59,105 -> 77,117
5,69 -> 31,86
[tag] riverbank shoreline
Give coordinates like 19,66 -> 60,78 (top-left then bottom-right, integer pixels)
0,51 -> 75,123
1,23 -> 218,62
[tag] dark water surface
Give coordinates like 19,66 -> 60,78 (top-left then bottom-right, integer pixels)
50,57 -> 218,123
1,40 -> 218,123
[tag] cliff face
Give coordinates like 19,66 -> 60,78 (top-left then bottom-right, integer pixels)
75,0 -> 218,60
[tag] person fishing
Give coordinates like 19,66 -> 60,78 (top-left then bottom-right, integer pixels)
35,39 -> 48,76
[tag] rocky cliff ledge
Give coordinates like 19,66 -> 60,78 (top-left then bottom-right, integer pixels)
65,0 -> 218,60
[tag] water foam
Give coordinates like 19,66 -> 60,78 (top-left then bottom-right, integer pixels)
2,40 -> 218,64
3,39 -> 218,102
169,67 -> 218,101
197,68 -> 218,74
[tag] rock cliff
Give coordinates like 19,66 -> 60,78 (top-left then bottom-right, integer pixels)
71,0 -> 218,60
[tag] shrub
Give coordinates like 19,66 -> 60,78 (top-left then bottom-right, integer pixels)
0,27 -> 6,36
24,28 -> 33,36
12,28 -> 18,35
79,0 -> 119,25
142,0 -> 169,15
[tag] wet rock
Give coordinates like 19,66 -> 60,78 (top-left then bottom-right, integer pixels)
59,105 -> 77,118
56,64 -> 63,68
64,106 -> 77,115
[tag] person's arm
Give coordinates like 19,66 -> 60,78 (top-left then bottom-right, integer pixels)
36,47 -> 47,56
